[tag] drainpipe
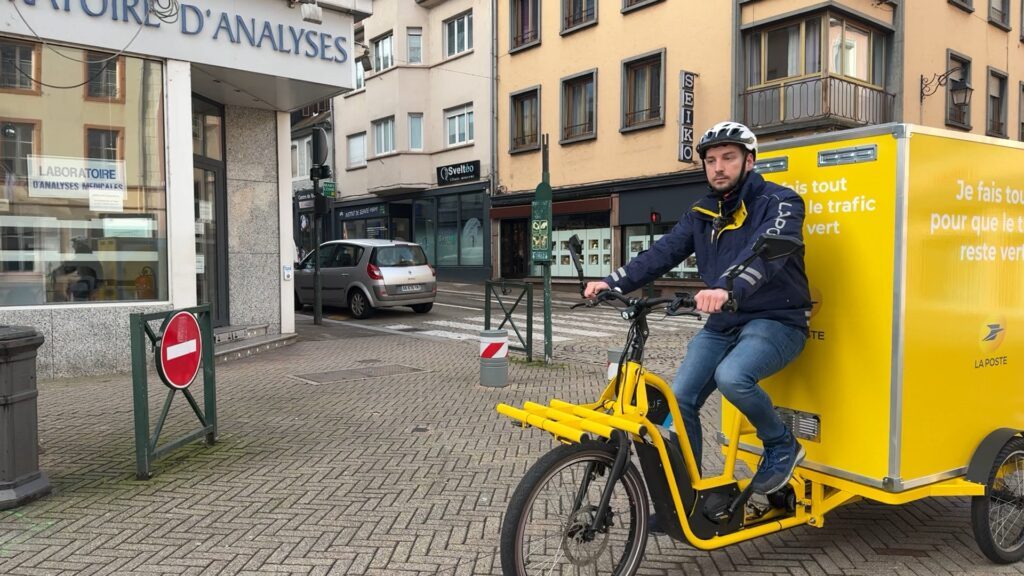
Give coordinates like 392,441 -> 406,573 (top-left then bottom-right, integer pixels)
490,0 -> 499,280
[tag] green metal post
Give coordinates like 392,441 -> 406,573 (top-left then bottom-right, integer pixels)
201,307 -> 217,444
541,139 -> 552,363
130,313 -> 151,480
313,178 -> 323,326
526,283 -> 533,363
484,282 -> 491,330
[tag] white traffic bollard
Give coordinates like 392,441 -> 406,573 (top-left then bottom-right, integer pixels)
480,330 -> 509,387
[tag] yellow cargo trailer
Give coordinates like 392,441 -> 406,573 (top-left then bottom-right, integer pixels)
725,123 -> 1024,492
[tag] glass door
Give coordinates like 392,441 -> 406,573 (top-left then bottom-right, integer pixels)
192,95 -> 228,326
192,163 -> 226,323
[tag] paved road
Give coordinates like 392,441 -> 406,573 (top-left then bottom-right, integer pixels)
0,295 -> 1016,575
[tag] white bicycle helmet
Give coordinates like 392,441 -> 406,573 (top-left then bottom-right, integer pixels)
696,121 -> 757,159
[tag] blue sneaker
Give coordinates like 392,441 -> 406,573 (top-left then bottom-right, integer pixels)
749,432 -> 805,495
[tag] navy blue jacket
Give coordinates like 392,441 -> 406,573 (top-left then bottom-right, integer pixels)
604,171 -> 811,335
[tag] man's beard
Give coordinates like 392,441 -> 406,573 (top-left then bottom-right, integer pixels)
708,174 -> 740,197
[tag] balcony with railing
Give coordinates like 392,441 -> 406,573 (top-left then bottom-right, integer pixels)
741,75 -> 895,132
564,6 -> 595,30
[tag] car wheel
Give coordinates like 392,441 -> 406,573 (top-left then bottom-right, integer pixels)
349,290 -> 374,319
411,303 -> 433,314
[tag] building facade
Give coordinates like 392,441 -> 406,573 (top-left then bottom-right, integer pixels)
494,0 -> 1024,283
331,0 -> 493,281
0,0 -> 370,378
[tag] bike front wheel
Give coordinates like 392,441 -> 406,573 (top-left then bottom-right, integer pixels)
501,441 -> 649,576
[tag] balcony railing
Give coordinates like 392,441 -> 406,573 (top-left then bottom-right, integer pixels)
741,75 -> 895,131
512,133 -> 539,149
562,120 -> 594,140
512,26 -> 538,48
625,106 -> 661,127
564,6 -> 595,29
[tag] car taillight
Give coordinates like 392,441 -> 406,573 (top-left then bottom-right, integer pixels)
429,265 -> 436,277
367,263 -> 383,280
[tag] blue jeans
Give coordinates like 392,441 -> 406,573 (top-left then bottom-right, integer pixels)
663,319 -> 806,471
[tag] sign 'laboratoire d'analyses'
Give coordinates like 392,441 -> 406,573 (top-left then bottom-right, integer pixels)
29,155 -> 127,213
3,0 -> 355,88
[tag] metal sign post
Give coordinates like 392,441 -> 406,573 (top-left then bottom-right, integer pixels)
130,306 -> 217,480
530,135 -> 553,363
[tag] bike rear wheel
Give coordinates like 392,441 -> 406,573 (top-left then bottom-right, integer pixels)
501,441 -> 649,576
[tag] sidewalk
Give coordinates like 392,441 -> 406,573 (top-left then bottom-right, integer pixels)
0,315 -> 1011,575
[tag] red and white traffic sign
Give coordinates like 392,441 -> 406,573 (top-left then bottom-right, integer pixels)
158,311 -> 202,389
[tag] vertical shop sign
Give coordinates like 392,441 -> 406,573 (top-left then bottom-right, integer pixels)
678,71 -> 697,163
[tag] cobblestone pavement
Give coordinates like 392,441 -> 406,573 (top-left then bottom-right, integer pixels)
0,313 -> 1018,575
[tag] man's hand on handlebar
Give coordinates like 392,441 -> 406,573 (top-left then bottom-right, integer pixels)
584,280 -> 610,299
694,288 -> 730,313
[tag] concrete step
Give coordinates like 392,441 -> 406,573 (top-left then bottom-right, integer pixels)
213,324 -> 268,345
214,332 -> 297,363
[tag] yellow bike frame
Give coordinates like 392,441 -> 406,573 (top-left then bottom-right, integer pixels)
497,360 -> 984,550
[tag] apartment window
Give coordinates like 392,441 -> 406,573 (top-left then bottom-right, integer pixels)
444,11 -> 473,58
409,114 -> 423,151
948,0 -> 973,11
0,40 -> 35,91
989,0 -> 1009,27
563,0 -> 596,32
828,17 -> 885,86
85,52 -> 120,100
561,70 -> 596,142
623,0 -> 663,13
407,28 -> 422,64
355,61 -> 364,89
0,121 -> 35,179
511,87 -> 540,152
511,0 -> 540,50
445,104 -> 474,146
373,33 -> 393,72
747,17 -> 821,86
347,133 -> 366,168
946,54 -> 971,128
622,50 -> 664,130
987,68 -> 1007,137
373,117 -> 395,156
292,136 -> 312,179
86,128 -> 121,160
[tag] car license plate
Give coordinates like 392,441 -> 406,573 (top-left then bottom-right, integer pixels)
400,284 -> 422,293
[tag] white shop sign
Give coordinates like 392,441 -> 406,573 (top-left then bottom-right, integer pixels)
28,155 -> 126,212
4,0 -> 355,89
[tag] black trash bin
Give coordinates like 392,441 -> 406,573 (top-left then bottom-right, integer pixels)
0,326 -> 50,510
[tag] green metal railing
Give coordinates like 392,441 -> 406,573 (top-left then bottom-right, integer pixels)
484,281 -> 533,362
129,305 -> 216,480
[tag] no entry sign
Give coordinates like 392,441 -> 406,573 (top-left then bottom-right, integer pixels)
157,311 -> 203,389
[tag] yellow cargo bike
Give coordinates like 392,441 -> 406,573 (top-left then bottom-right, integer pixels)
496,124 -> 1024,575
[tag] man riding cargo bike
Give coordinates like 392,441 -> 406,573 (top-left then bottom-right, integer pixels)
586,121 -> 812,499
496,121 -> 1024,575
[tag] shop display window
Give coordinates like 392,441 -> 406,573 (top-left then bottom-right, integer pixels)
0,37 -> 167,305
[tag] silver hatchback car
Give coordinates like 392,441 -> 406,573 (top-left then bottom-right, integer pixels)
294,239 -> 436,319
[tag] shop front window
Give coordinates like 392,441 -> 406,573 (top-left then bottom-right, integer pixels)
413,198 -> 436,264
623,224 -> 698,279
1,37 -> 167,306
537,212 -> 609,277
432,192 -> 484,267
437,195 -> 459,266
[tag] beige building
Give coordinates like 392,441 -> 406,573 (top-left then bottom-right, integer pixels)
330,0 -> 493,280
494,0 -> 1024,282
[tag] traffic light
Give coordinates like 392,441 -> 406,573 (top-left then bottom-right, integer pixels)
650,211 -> 661,224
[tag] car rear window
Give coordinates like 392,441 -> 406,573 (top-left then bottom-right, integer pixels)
372,245 -> 428,267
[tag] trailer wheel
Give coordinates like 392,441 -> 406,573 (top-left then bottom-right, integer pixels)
972,435 -> 1024,563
